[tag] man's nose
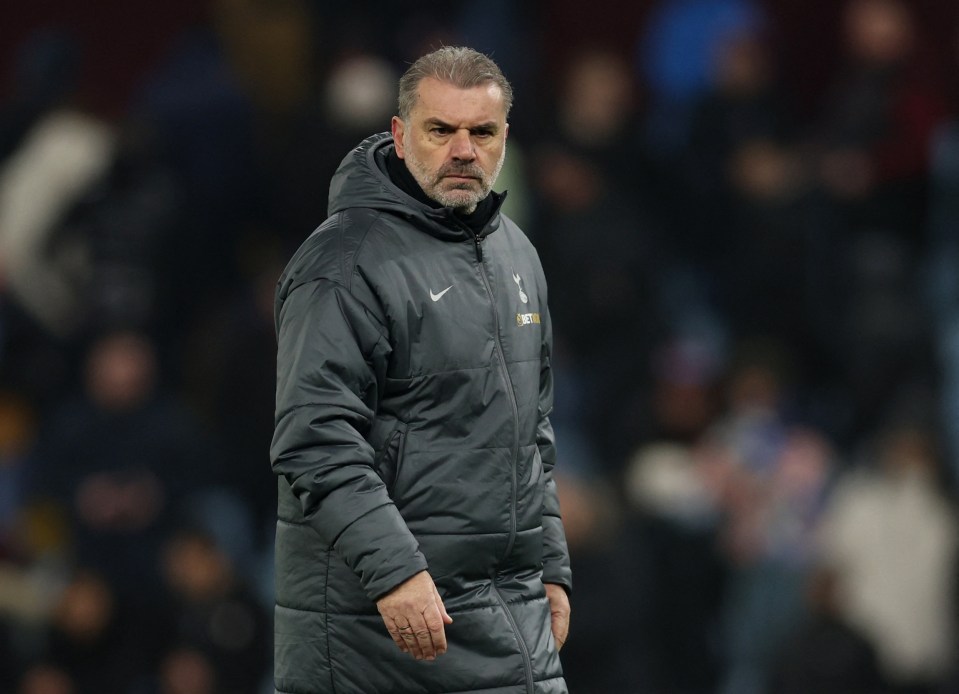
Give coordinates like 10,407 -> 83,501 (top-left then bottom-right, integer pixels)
450,130 -> 476,160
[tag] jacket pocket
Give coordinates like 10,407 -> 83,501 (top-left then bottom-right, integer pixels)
372,420 -> 407,494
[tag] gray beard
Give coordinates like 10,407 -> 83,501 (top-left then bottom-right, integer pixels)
403,142 -> 505,214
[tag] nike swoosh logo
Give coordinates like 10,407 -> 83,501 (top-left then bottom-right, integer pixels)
430,285 -> 453,302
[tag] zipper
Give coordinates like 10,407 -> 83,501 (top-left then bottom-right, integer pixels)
464,218 -> 531,691
470,232 -> 521,561
491,576 -> 535,693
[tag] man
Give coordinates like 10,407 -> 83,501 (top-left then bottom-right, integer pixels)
271,46 -> 572,693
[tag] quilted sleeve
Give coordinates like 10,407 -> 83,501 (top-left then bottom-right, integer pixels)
536,306 -> 572,593
271,277 -> 427,600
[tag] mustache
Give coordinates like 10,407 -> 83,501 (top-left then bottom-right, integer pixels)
437,163 -> 485,180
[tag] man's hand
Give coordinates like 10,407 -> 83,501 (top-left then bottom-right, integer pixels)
544,582 -> 570,651
376,571 -> 453,661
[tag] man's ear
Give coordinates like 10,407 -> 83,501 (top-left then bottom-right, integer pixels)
391,116 -> 406,159
505,122 -> 510,141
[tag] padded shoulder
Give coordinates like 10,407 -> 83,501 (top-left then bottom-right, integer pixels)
277,209 -> 383,299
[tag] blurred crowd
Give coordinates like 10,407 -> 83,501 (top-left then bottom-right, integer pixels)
1,0 -> 958,692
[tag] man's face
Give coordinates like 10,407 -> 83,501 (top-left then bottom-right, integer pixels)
392,77 -> 509,213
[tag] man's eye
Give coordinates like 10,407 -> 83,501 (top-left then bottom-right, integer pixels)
431,127 -> 452,135
473,130 -> 493,139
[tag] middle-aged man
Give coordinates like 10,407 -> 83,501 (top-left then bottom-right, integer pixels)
271,46 -> 572,693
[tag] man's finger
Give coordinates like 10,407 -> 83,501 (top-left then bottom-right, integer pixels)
434,584 -> 453,626
413,625 -> 434,660
553,611 -> 570,650
384,620 -> 409,653
401,624 -> 425,660
395,621 -> 425,660
553,616 -> 568,650
409,609 -> 444,660
544,583 -> 570,652
424,604 -> 448,656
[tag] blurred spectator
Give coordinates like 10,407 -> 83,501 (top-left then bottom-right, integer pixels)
768,565 -> 883,694
154,647 -> 217,694
158,528 -> 269,694
37,569 -> 154,693
619,338 -> 732,692
834,232 -> 936,447
637,0 -> 766,158
133,20 -> 260,310
549,49 -> 650,197
717,137 -> 819,336
683,25 -> 828,359
687,27 -> 794,191
28,331 -> 219,604
210,0 -> 331,253
800,0 -> 946,450
625,442 -> 727,692
16,664 -> 76,694
627,340 -> 836,694
554,470 -> 655,693
813,0 -> 948,243
530,145 -> 664,468
210,0 -> 315,121
816,423 -> 959,692
694,342 -> 835,694
52,121 -> 188,355
0,105 -> 115,337
260,51 -> 397,249
180,242 -> 280,544
682,20 -> 797,258
793,1 -> 950,451
643,335 -> 725,446
530,49 -> 670,469
0,27 -> 186,361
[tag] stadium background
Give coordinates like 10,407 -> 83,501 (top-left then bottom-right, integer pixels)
1,0 -> 959,692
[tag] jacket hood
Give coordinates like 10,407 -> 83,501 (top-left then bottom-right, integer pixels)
327,132 -> 505,241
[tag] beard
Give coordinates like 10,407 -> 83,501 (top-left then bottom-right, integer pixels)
403,142 -> 506,213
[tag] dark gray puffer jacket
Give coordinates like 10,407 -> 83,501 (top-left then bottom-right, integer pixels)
271,133 -> 571,694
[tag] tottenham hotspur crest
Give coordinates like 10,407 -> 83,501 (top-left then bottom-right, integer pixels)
512,270 -> 529,304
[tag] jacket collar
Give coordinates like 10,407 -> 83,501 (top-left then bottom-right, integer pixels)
329,133 -> 506,243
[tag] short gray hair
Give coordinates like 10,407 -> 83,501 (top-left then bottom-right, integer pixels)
397,46 -> 513,120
